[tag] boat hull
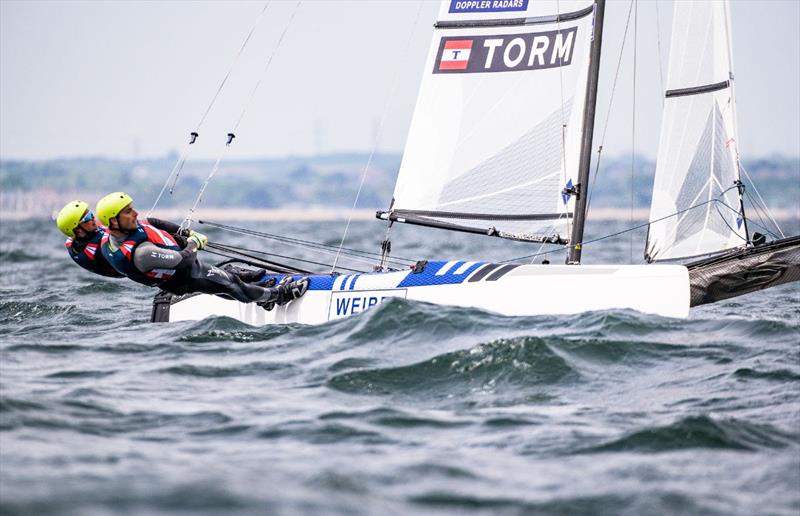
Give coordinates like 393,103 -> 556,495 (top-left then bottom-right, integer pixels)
155,261 -> 691,325
688,236 -> 800,307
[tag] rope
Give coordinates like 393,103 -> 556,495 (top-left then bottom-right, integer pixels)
654,0 -> 665,99
182,1 -> 303,230
502,197 -> 732,264
331,0 -> 426,273
207,242 -> 363,273
743,190 -> 783,240
198,220 -> 417,266
554,0 -> 571,244
739,164 -> 785,238
629,0 -> 638,263
147,2 -> 271,218
585,0 -> 635,217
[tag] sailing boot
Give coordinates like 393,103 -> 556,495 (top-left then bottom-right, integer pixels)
237,268 -> 266,283
221,264 -> 267,283
257,276 -> 309,311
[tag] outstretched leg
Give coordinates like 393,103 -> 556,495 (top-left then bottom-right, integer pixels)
165,260 -> 308,306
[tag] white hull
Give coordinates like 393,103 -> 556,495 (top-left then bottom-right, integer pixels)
166,262 -> 690,325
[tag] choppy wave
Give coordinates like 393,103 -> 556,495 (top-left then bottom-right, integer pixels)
578,415 -> 796,453
1,219 -> 799,515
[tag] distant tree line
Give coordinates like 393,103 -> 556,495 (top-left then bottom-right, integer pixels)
1,153 -> 797,210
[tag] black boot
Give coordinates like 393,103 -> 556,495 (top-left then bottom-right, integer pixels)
257,277 -> 309,311
221,264 -> 267,283
276,277 -> 309,305
237,268 -> 267,283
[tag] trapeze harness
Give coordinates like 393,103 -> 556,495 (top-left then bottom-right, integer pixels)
65,225 -> 123,278
102,222 -> 182,287
102,221 -> 279,304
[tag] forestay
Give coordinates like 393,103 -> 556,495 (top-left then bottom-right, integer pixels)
383,0 -> 596,243
646,0 -> 746,262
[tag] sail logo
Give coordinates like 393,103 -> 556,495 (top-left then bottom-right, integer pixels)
438,40 -> 473,71
448,0 -> 528,14
433,28 -> 577,74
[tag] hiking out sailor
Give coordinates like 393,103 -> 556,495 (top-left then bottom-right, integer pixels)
56,200 -> 124,278
95,192 -> 308,308
56,199 -> 213,279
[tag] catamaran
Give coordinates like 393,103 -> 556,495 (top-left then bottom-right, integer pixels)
152,0 -> 799,325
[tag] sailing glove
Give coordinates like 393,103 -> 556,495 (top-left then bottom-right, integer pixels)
187,231 -> 208,250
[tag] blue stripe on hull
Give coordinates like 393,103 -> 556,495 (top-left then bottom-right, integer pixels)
396,261 -> 486,288
259,260 -> 494,292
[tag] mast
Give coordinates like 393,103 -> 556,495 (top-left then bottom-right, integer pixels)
567,0 -> 606,264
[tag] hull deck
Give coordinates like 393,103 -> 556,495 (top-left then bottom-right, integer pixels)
156,261 -> 691,325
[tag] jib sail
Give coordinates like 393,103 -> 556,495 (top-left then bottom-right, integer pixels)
646,0 -> 747,262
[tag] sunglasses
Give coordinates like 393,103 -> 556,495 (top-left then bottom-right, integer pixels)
80,211 -> 94,224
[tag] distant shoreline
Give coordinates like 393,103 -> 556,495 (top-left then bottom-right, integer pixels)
3,207 -> 799,222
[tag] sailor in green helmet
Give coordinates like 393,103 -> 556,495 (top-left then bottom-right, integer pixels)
95,192 -> 308,308
56,200 -> 124,278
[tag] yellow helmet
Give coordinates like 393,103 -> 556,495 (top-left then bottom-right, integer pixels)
96,192 -> 134,226
56,200 -> 90,238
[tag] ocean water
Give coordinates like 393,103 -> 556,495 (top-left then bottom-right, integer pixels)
1,218 -> 799,515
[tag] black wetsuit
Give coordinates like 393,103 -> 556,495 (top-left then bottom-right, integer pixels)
104,219 -> 281,304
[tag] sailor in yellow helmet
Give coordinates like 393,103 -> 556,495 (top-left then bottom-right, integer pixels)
96,192 -> 308,308
56,200 -> 123,278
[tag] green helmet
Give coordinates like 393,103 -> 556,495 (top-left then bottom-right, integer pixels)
96,192 -> 134,226
56,200 -> 90,238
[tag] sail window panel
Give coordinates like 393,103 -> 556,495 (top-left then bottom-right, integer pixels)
437,100 -> 570,214
648,93 -> 745,261
392,3 -> 594,238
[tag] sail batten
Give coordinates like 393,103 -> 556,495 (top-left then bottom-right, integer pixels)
388,0 -> 596,243
665,79 -> 730,98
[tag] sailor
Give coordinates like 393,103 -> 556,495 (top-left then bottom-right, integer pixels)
95,192 -> 308,308
56,200 -> 124,278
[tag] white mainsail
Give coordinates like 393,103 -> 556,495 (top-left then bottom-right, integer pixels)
388,0 -> 596,242
646,0 -> 746,262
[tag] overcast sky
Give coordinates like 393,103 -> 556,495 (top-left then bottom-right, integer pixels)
1,0 -> 798,161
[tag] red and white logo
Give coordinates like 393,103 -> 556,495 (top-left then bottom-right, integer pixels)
438,39 -> 473,71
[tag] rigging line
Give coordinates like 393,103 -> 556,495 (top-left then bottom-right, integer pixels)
654,0 -> 664,99
331,0 -> 426,274
147,2 -> 271,217
197,2 -> 271,131
206,242 -> 364,273
555,0 -> 571,239
205,223 -> 410,269
502,198 -> 721,263
207,237 -> 394,270
210,227 -> 402,269
630,0 -> 638,264
232,1 -> 301,133
585,0 -> 635,216
738,199 -> 782,239
182,1 -> 302,230
201,248 -> 314,274
739,164 -> 785,238
198,220 -> 417,265
743,190 -> 782,240
713,203 -> 749,243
